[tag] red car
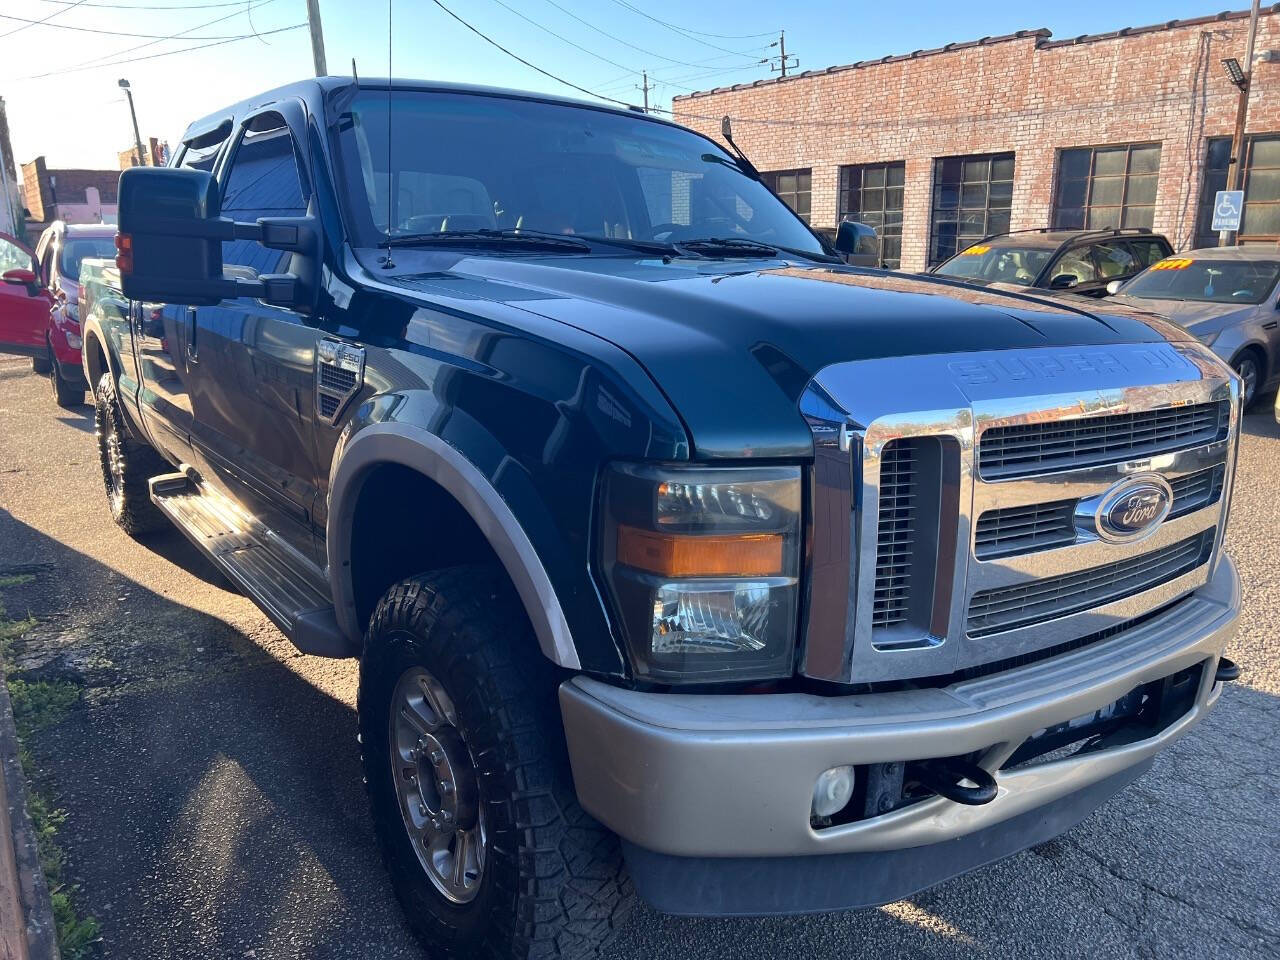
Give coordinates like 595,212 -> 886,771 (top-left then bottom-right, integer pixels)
0,229 -> 56,383
0,223 -> 117,406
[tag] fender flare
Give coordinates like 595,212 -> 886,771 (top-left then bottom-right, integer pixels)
327,422 -> 582,670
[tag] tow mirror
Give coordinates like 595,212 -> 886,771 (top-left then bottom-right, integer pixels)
1049,273 -> 1078,290
834,221 -> 880,266
116,166 -> 317,308
1105,279 -> 1124,296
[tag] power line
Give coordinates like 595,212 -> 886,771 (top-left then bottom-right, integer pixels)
536,0 -> 766,69
33,0 -> 251,9
0,0 -> 87,39
605,0 -> 774,56
430,0 -> 637,109
0,9 -> 274,40
18,21 -> 305,80
44,0 -> 283,74
487,0 -> 638,76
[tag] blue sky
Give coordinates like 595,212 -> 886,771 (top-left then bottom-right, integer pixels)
0,0 -> 1254,170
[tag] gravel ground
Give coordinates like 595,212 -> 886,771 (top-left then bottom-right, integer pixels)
0,353 -> 1277,959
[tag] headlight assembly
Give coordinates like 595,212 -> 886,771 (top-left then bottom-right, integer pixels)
599,463 -> 801,683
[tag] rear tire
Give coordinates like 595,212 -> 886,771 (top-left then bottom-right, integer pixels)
93,371 -> 167,536
49,349 -> 85,408
359,568 -> 632,960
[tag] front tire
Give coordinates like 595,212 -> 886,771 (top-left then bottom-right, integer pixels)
49,349 -> 85,408
359,569 -> 632,960
1232,351 -> 1262,409
93,371 -> 166,536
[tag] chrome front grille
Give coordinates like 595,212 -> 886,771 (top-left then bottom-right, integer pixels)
804,341 -> 1237,685
978,400 -> 1228,480
967,530 -> 1215,638
974,463 -> 1227,560
871,439 -> 917,629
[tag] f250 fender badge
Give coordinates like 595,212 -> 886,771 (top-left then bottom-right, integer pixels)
1076,474 -> 1173,544
316,338 -> 366,425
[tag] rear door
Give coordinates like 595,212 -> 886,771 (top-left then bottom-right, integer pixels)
0,232 -> 50,354
182,103 -> 325,564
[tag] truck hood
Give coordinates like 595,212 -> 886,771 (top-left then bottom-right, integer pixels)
382,253 -> 1194,459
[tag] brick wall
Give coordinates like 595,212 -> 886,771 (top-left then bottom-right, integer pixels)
673,7 -> 1280,272
20,157 -> 119,224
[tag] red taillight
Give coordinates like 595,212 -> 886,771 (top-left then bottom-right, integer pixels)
115,233 -> 133,274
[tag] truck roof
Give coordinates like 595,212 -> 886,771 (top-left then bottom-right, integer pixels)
180,76 -> 672,147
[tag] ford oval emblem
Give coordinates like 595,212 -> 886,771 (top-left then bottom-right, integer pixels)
1092,475 -> 1173,543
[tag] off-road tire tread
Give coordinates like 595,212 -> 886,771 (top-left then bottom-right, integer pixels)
94,371 -> 167,536
359,568 -> 632,960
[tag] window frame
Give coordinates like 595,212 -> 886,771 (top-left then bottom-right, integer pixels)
1194,134 -> 1280,249
837,161 -> 906,269
1052,143 -> 1161,232
928,151 -> 1015,267
760,168 -> 812,224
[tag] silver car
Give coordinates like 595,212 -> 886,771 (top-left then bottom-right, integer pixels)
1107,247 -> 1280,406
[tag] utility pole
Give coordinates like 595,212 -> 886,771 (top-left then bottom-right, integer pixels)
1220,0 -> 1260,247
306,0 -> 328,76
762,30 -> 798,78
118,79 -> 146,166
637,70 -> 650,113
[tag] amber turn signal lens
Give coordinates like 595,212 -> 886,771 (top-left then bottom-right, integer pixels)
115,233 -> 133,274
617,525 -> 784,577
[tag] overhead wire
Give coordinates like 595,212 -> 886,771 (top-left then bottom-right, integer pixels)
604,0 -> 774,56
0,0 -> 88,39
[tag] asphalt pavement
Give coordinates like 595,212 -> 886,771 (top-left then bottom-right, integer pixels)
0,353 -> 1277,959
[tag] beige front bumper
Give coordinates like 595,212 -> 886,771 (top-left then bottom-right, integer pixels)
560,555 -> 1239,860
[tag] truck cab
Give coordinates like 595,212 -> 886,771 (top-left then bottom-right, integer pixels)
80,78 -> 1242,959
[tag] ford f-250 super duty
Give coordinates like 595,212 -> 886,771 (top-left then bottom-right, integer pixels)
80,78 -> 1242,958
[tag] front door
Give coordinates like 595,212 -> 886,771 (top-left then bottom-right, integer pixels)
183,106 -> 325,566
0,232 -> 50,355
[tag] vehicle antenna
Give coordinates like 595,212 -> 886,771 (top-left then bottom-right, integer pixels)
352,57 -> 359,87
380,0 -> 395,269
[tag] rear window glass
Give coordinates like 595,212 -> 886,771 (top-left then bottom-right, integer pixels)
59,237 -> 117,282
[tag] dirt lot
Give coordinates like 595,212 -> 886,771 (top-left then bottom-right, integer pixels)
1,353 -> 1277,959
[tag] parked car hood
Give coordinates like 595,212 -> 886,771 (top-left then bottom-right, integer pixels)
382,254 -> 1196,459
1109,295 -> 1261,340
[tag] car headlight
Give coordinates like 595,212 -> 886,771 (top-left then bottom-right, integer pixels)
599,463 -> 801,683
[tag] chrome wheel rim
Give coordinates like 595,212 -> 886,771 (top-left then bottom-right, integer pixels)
389,665 -> 486,904
1236,357 -> 1259,407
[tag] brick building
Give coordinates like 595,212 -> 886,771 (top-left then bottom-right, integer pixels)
672,6 -> 1280,272
117,136 -> 170,170
20,156 -> 120,239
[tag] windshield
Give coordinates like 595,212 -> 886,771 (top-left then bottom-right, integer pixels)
933,243 -> 1054,285
59,237 -> 117,282
331,89 -> 824,255
1121,258 -> 1280,305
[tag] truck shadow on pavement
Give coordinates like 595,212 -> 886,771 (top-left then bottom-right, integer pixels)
2,510 -> 1278,959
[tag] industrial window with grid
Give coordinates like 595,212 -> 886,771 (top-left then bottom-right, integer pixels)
839,162 -> 905,269
1195,134 -> 1280,249
929,152 -> 1015,266
1052,144 -> 1160,231
761,169 -> 812,224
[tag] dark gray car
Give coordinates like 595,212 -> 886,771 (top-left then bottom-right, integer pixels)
1107,247 -> 1280,406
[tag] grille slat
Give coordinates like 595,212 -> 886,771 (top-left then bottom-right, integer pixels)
974,464 -> 1227,560
872,439 -> 919,629
966,530 -> 1214,637
979,402 -> 1228,479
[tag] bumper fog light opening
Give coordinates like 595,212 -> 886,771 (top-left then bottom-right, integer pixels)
811,765 -> 857,819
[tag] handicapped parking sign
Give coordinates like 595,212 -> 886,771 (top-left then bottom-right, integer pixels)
1212,190 -> 1244,231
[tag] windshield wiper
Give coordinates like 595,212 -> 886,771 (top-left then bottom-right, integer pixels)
573,235 -> 680,256
385,229 -> 591,252
676,237 -> 780,257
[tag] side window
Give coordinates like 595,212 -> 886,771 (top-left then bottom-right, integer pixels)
1093,242 -> 1139,279
0,237 -> 32,274
1051,247 -> 1099,284
1128,238 -> 1168,268
219,122 -> 308,280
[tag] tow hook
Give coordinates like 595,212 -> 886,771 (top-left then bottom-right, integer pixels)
1215,656 -> 1241,684
914,759 -> 998,806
